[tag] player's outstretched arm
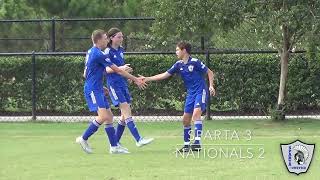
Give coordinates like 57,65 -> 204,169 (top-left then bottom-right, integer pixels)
141,72 -> 172,82
108,64 -> 147,89
207,68 -> 216,96
106,64 -> 133,74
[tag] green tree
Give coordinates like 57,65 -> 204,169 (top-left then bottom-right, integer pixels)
142,0 -> 246,49
247,0 -> 320,120
0,0 -> 48,52
144,0 -> 320,119
0,0 -> 148,51
0,0 -> 40,18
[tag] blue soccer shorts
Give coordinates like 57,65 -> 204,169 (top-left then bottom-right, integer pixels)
184,89 -> 208,114
108,85 -> 132,107
84,90 -> 110,112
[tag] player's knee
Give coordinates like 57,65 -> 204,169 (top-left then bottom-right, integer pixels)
182,117 -> 192,126
183,120 -> 191,127
103,116 -> 113,124
192,116 -> 202,122
121,112 -> 131,120
122,114 -> 131,120
99,113 -> 113,124
120,104 -> 132,119
192,110 -> 202,121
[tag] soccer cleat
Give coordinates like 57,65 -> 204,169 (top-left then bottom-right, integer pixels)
136,137 -> 154,147
76,136 -> 93,154
117,142 -> 129,151
190,144 -> 202,151
109,145 -> 130,154
177,145 -> 191,153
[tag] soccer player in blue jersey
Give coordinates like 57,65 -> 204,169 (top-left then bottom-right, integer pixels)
104,28 -> 154,149
141,42 -> 215,152
76,29 -> 146,154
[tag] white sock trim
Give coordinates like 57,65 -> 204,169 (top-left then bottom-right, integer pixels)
118,120 -> 126,126
92,120 -> 101,127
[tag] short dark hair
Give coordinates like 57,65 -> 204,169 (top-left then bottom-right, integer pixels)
107,27 -> 121,47
91,29 -> 105,44
177,41 -> 191,54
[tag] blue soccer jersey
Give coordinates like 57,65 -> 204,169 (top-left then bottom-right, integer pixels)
167,57 -> 208,94
104,47 -> 127,87
83,46 -> 114,112
104,47 -> 132,106
167,57 -> 208,113
84,46 -> 113,92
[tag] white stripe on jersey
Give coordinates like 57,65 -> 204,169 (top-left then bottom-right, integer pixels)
90,91 -> 97,104
202,89 -> 206,103
104,48 -> 110,54
110,86 -> 118,100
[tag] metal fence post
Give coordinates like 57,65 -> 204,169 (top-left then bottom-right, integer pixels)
31,51 -> 36,120
201,36 -> 212,120
201,36 -> 205,50
205,50 -> 212,120
123,36 -> 128,50
51,18 -> 56,52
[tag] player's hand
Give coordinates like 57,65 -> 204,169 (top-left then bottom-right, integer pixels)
120,64 -> 133,73
138,74 -> 147,82
209,86 -> 216,96
134,77 -> 147,90
103,86 -> 109,96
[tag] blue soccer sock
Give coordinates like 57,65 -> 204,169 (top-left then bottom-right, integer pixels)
125,117 -> 141,142
115,120 -> 126,143
82,119 -> 101,140
184,125 -> 192,146
105,123 -> 117,147
194,120 -> 203,145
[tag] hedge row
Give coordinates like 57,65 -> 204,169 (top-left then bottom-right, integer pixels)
0,53 -> 319,114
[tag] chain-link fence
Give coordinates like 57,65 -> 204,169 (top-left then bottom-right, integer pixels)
1,50 -> 319,122
0,17 -> 157,52
1,17 -> 319,122
1,17 -> 301,53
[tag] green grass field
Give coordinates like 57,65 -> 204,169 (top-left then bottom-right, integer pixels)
1,119 -> 320,180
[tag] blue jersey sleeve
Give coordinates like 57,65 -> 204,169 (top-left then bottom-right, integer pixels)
194,59 -> 208,74
104,48 -> 113,61
167,62 -> 179,75
98,53 -> 113,68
